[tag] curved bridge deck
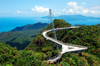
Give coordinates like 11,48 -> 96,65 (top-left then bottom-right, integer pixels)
42,26 -> 88,63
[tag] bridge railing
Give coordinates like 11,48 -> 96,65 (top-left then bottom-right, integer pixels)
44,33 -> 87,49
42,26 -> 88,62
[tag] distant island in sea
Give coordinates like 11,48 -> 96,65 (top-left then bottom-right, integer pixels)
0,14 -> 100,33
42,14 -> 100,21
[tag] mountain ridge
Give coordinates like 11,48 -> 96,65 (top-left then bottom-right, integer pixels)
0,22 -> 49,50
42,14 -> 100,21
11,22 -> 49,32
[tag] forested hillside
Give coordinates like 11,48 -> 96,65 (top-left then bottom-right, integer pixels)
0,19 -> 100,66
0,22 -> 48,50
97,24 -> 100,26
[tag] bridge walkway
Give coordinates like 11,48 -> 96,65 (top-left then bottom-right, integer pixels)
42,26 -> 88,63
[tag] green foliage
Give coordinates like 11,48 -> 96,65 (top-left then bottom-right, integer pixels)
0,23 -> 48,50
25,19 -> 71,52
43,19 -> 71,30
54,25 -> 100,58
60,53 -> 100,66
26,19 -> 100,65
42,47 -> 54,52
61,62 -> 70,66
41,61 -> 50,66
96,24 -> 100,26
6,64 -> 12,66
0,43 -> 42,66
1,19 -> 100,66
34,59 -> 41,66
34,52 -> 43,60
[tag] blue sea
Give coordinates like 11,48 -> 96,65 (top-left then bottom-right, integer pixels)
0,17 -> 100,33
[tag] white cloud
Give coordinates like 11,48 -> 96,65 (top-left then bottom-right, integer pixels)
14,10 -> 28,14
67,2 -> 84,10
66,9 -> 75,15
81,9 -> 100,16
90,10 -> 100,14
16,10 -> 28,14
66,9 -> 73,13
90,10 -> 95,14
61,2 -> 100,16
82,9 -> 89,13
76,11 -> 80,13
67,2 -> 77,7
69,9 -> 73,13
17,10 -> 20,13
82,2 -> 85,4
90,6 -> 100,10
31,6 -> 49,13
58,1 -> 100,17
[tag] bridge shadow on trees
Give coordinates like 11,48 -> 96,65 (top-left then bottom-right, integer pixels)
6,41 -> 30,50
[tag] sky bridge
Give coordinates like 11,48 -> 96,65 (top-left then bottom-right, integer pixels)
42,26 -> 88,63
42,9 -> 88,63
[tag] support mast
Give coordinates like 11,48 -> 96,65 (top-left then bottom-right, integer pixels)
49,9 -> 59,50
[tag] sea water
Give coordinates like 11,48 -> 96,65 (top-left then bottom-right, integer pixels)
0,17 -> 48,33
0,17 -> 100,33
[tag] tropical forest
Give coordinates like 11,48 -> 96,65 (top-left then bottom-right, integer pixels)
0,19 -> 100,66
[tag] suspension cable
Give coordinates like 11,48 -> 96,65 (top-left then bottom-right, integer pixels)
52,10 -> 66,21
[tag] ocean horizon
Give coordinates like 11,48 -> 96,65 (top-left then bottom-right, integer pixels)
0,17 -> 100,33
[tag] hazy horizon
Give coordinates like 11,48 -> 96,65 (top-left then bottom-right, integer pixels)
0,0 -> 100,17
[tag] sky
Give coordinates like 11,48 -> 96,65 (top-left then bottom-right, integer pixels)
0,0 -> 100,17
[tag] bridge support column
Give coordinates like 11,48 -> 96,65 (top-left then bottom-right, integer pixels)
49,9 -> 59,50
